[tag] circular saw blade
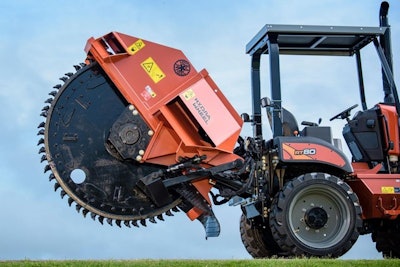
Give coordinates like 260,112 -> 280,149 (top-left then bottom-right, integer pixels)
39,63 -> 181,226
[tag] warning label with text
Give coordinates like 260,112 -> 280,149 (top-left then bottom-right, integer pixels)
141,57 -> 166,84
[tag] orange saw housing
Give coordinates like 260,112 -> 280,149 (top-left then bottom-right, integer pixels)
85,32 -> 243,167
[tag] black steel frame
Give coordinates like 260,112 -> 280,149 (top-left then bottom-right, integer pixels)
246,24 -> 398,139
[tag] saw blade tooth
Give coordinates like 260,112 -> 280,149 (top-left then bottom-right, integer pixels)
172,207 -> 180,212
116,220 -> 122,228
40,111 -> 47,118
49,173 -> 55,181
124,221 -> 131,228
149,217 -> 156,224
41,106 -> 50,111
106,218 -> 113,226
37,138 -> 44,146
53,84 -> 62,89
157,214 -> 165,221
90,212 -> 96,221
44,98 -> 53,104
165,210 -> 174,216
140,219 -> 146,227
65,72 -> 73,77
37,122 -> 45,128
54,182 -> 60,191
98,216 -> 104,225
68,197 -> 74,206
79,63 -> 86,67
73,65 -> 81,71
60,190 -> 67,199
44,165 -> 51,173
59,76 -> 68,82
132,220 -> 139,228
82,209 -> 89,218
75,204 -> 82,213
40,154 -> 47,163
37,129 -> 45,135
48,91 -> 57,97
38,147 -> 46,154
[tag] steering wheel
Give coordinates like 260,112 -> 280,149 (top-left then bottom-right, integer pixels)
329,104 -> 358,121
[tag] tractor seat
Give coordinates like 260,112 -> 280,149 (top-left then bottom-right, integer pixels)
267,107 -> 299,136
282,108 -> 299,136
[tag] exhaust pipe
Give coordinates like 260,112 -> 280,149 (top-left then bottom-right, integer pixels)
379,1 -> 394,103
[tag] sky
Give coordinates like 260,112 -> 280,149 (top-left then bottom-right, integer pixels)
0,0 -> 399,261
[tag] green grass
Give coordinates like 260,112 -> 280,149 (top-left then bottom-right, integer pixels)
1,259 -> 400,267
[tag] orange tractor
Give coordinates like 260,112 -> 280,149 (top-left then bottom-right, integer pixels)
38,1 -> 399,258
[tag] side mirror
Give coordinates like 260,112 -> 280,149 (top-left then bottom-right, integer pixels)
261,97 -> 272,108
241,113 -> 251,122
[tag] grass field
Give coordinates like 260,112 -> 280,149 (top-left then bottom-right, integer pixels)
1,259 -> 400,267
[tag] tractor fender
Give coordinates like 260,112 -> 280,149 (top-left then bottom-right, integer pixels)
273,136 -> 353,173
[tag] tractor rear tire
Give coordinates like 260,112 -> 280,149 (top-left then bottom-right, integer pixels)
240,214 -> 284,258
269,172 -> 362,258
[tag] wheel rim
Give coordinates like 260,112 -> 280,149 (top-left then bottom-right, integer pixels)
288,183 -> 352,249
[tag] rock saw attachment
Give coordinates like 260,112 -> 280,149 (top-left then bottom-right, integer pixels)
38,32 -> 246,237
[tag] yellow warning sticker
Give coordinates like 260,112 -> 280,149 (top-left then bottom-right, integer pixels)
141,57 -> 166,84
182,88 -> 195,101
127,39 -> 145,55
382,186 -> 395,194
